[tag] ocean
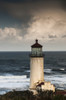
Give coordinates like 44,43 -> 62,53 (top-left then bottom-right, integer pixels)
0,52 -> 66,95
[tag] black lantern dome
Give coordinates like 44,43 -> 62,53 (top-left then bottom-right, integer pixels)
31,39 -> 42,48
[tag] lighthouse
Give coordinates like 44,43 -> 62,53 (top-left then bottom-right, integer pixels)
30,39 -> 44,89
30,39 -> 55,92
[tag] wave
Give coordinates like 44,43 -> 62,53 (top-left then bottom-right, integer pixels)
25,70 -> 30,73
44,74 -> 66,90
44,69 -> 52,73
58,62 -> 66,66
0,75 -> 30,89
60,68 -> 65,71
25,68 -> 66,75
2,73 -> 14,76
52,68 -> 65,72
26,69 -> 52,74
0,69 -> 65,94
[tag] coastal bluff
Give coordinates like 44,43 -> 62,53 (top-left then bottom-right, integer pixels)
0,90 -> 66,100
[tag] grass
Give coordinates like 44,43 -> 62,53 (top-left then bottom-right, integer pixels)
0,90 -> 66,100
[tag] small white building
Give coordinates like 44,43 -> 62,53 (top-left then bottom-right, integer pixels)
30,39 -> 55,93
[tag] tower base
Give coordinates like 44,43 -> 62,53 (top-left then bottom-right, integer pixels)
29,81 -> 55,95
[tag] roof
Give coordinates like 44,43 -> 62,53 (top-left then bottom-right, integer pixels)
31,39 -> 42,48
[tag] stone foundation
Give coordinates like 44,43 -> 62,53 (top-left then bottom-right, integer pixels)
30,80 -> 55,93
41,81 -> 55,92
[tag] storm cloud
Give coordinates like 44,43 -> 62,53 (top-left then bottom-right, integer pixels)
62,34 -> 66,38
0,0 -> 66,51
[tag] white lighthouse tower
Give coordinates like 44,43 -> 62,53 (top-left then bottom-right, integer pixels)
30,39 -> 44,90
30,39 -> 55,92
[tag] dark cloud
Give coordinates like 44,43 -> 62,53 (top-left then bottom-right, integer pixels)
48,34 -> 57,38
0,0 -> 66,12
62,34 -> 66,38
0,0 -> 65,22
0,0 -> 66,51
0,0 -> 66,37
61,0 -> 66,10
0,0 -> 66,30
0,0 -> 66,18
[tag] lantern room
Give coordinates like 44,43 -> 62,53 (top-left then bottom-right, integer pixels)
31,39 -> 43,57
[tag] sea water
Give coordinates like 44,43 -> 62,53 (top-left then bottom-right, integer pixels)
0,52 -> 66,94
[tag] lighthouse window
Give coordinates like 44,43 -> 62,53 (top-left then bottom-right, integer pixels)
31,47 -> 42,56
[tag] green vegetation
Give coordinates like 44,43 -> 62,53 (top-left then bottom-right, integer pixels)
0,90 -> 66,100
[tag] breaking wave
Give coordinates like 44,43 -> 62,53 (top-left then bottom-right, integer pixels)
44,74 -> 66,90
0,75 -> 30,94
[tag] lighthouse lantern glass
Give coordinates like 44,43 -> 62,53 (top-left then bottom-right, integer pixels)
31,47 -> 42,56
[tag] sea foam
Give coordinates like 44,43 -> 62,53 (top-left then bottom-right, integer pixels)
0,75 -> 30,89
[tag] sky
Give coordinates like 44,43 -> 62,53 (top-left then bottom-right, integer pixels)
0,0 -> 66,51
